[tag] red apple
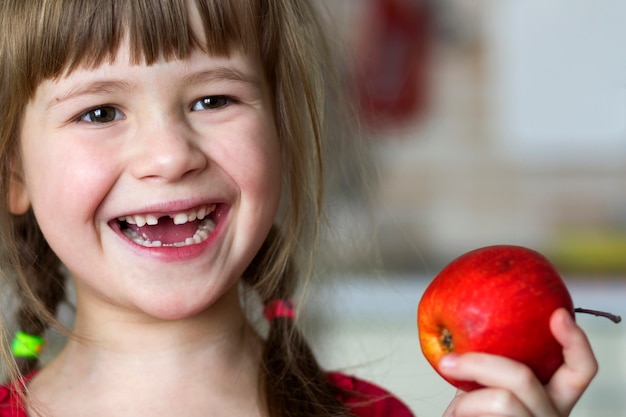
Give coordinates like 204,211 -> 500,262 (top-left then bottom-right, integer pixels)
417,245 -> 574,392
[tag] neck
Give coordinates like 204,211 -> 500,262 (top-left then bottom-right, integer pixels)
29,286 -> 265,416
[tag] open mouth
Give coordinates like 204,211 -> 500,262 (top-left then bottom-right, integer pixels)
116,204 -> 217,248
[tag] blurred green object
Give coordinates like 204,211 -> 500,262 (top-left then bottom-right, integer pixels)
547,230 -> 626,276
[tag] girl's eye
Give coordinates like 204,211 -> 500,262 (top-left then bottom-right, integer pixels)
79,106 -> 124,124
191,96 -> 230,111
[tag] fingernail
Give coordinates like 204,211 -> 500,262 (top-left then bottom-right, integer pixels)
439,354 -> 458,371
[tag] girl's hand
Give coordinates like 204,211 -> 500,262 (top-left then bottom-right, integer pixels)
439,308 -> 598,417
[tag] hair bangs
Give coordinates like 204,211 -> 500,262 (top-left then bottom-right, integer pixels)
13,0 -> 259,89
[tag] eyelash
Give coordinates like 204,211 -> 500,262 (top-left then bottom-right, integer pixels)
76,95 -> 233,124
191,95 -> 233,111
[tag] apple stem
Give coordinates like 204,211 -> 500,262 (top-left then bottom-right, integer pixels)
574,307 -> 622,323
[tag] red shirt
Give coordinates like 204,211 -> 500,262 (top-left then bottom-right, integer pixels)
328,372 -> 415,417
0,372 -> 414,417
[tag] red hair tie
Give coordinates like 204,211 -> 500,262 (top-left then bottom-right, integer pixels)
264,300 -> 296,321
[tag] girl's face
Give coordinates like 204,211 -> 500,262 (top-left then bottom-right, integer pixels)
12,43 -> 282,321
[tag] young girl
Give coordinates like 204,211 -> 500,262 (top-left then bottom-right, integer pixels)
0,1 -> 597,416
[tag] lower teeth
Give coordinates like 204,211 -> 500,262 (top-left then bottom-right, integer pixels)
122,218 -> 216,248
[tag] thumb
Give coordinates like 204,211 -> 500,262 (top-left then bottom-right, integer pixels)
546,308 -> 598,415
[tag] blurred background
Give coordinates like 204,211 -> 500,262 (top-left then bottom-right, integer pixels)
308,1 -> 626,416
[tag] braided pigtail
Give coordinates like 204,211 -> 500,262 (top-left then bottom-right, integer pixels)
261,308 -> 351,417
243,226 -> 353,417
12,210 -> 66,376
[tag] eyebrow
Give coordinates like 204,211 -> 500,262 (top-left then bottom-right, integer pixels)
182,67 -> 262,89
47,80 -> 133,110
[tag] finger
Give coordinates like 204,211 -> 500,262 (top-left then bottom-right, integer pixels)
446,387 -> 532,417
546,308 -> 598,415
439,353 -> 559,417
441,390 -> 463,417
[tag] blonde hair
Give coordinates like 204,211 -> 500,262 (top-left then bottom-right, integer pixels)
0,1 -> 353,415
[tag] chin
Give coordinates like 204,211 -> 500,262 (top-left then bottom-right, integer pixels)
129,283 -> 238,322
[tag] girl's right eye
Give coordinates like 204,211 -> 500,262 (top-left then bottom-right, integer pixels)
79,106 -> 124,124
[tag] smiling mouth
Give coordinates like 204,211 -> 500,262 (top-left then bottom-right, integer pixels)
117,204 -> 217,248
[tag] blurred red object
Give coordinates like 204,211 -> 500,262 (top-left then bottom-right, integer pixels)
353,0 -> 432,131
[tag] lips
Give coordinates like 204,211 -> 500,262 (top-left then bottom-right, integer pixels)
115,204 -> 218,247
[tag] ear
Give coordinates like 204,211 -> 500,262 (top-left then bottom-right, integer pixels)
8,169 -> 30,215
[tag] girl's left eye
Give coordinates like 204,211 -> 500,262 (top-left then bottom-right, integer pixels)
79,106 -> 124,124
191,96 -> 231,111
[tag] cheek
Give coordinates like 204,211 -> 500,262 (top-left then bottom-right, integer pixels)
217,118 -> 282,205
232,150 -> 282,224
22,138 -> 117,225
245,135 -> 282,208
241,144 -> 281,195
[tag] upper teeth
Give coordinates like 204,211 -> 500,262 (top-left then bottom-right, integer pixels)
119,204 -> 216,227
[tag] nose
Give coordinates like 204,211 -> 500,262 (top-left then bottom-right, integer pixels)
129,119 -> 207,182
